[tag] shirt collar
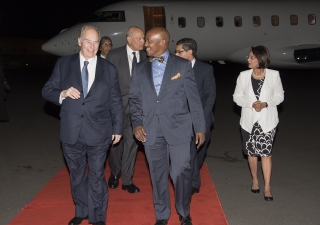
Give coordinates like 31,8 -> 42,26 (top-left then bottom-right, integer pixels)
191,58 -> 196,68
79,52 -> 96,66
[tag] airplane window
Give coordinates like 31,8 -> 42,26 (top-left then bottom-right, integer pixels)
253,16 -> 261,27
197,17 -> 205,28
82,11 -> 126,22
216,17 -> 223,27
290,15 -> 298,25
234,16 -> 242,27
271,15 -> 279,26
178,17 -> 186,28
308,14 -> 316,25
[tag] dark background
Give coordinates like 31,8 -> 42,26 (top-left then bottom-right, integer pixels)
1,0 -> 119,39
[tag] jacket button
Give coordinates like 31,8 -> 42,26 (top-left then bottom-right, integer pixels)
82,103 -> 84,105
81,115 -> 83,117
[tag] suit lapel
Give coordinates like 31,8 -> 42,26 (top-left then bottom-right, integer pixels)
158,54 -> 175,98
71,54 -> 82,92
144,61 -> 157,95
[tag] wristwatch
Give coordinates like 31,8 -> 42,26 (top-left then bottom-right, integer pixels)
265,102 -> 268,108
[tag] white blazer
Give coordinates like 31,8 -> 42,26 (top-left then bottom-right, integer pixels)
233,69 -> 284,133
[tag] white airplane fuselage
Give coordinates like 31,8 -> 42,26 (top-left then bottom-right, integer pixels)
42,1 -> 320,69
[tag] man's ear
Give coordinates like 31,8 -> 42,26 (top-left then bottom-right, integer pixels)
78,38 -> 82,47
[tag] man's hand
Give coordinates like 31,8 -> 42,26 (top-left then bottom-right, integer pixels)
133,126 -> 147,143
61,87 -> 80,99
195,132 -> 205,149
112,134 -> 122,145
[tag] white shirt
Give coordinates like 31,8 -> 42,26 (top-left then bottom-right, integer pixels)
126,45 -> 140,76
59,53 -> 97,103
191,58 -> 196,68
100,54 -> 106,59
79,53 -> 97,93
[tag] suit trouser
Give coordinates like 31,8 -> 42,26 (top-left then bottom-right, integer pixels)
144,122 -> 192,220
62,130 -> 109,223
191,124 -> 212,189
108,113 -> 138,185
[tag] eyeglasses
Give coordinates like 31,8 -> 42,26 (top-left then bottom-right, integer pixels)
175,50 -> 186,54
101,43 -> 113,47
246,55 -> 256,60
83,39 -> 99,47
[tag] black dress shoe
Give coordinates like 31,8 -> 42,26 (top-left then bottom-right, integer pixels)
192,187 -> 199,195
108,174 -> 120,189
92,222 -> 106,225
154,219 -> 168,225
68,217 -> 87,225
251,188 -> 260,193
179,215 -> 192,225
122,183 -> 140,193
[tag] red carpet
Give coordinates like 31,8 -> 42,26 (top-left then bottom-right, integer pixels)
9,151 -> 228,225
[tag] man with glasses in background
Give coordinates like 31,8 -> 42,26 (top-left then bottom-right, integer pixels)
42,25 -> 123,225
99,36 -> 113,58
106,26 -> 146,194
175,38 -> 216,196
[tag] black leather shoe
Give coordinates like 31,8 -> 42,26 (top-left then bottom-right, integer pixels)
251,188 -> 260,193
92,222 -> 106,225
122,183 -> 140,193
68,217 -> 87,225
192,187 -> 199,195
154,219 -> 168,225
179,215 -> 192,225
108,174 -> 120,189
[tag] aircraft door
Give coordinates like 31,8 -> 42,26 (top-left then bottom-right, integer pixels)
143,7 -> 166,33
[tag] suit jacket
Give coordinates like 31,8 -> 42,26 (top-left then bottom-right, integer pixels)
129,53 -> 206,146
106,46 -> 146,114
233,68 -> 284,133
193,60 -> 216,126
42,53 -> 123,146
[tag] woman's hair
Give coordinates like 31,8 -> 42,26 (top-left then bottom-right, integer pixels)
251,45 -> 270,68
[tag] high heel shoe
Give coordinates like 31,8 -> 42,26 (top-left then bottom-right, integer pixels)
251,188 -> 260,193
264,195 -> 273,201
264,192 -> 273,201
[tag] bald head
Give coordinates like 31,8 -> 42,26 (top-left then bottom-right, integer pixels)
126,26 -> 145,51
145,27 -> 170,57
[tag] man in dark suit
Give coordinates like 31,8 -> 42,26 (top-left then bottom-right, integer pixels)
129,27 -> 206,225
175,38 -> 216,195
42,26 -> 123,225
106,26 -> 146,193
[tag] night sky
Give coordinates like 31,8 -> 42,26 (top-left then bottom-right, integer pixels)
1,0 -> 119,40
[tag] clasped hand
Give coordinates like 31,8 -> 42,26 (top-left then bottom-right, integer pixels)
252,100 -> 267,112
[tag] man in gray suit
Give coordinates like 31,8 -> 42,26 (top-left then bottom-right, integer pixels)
106,26 -> 146,193
129,27 -> 205,225
175,38 -> 216,195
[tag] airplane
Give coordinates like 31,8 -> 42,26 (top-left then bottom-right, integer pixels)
41,1 -> 320,69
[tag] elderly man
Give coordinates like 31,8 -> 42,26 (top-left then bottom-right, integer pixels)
42,25 -> 123,225
175,38 -> 216,195
106,26 -> 146,193
129,27 -> 205,225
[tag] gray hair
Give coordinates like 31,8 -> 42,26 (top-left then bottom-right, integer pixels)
79,25 -> 101,40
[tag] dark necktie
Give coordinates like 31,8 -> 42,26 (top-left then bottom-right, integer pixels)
132,52 -> 137,76
81,61 -> 89,98
149,56 -> 165,63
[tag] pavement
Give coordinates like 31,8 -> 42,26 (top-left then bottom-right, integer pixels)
1,64 -> 319,225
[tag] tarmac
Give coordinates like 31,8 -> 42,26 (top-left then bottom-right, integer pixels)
1,63 -> 319,225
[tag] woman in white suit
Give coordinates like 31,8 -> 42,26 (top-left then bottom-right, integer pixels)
233,46 -> 284,201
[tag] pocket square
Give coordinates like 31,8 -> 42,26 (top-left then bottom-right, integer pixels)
171,73 -> 181,80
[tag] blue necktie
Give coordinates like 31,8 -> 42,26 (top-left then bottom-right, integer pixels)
81,61 -> 89,98
131,52 -> 137,76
